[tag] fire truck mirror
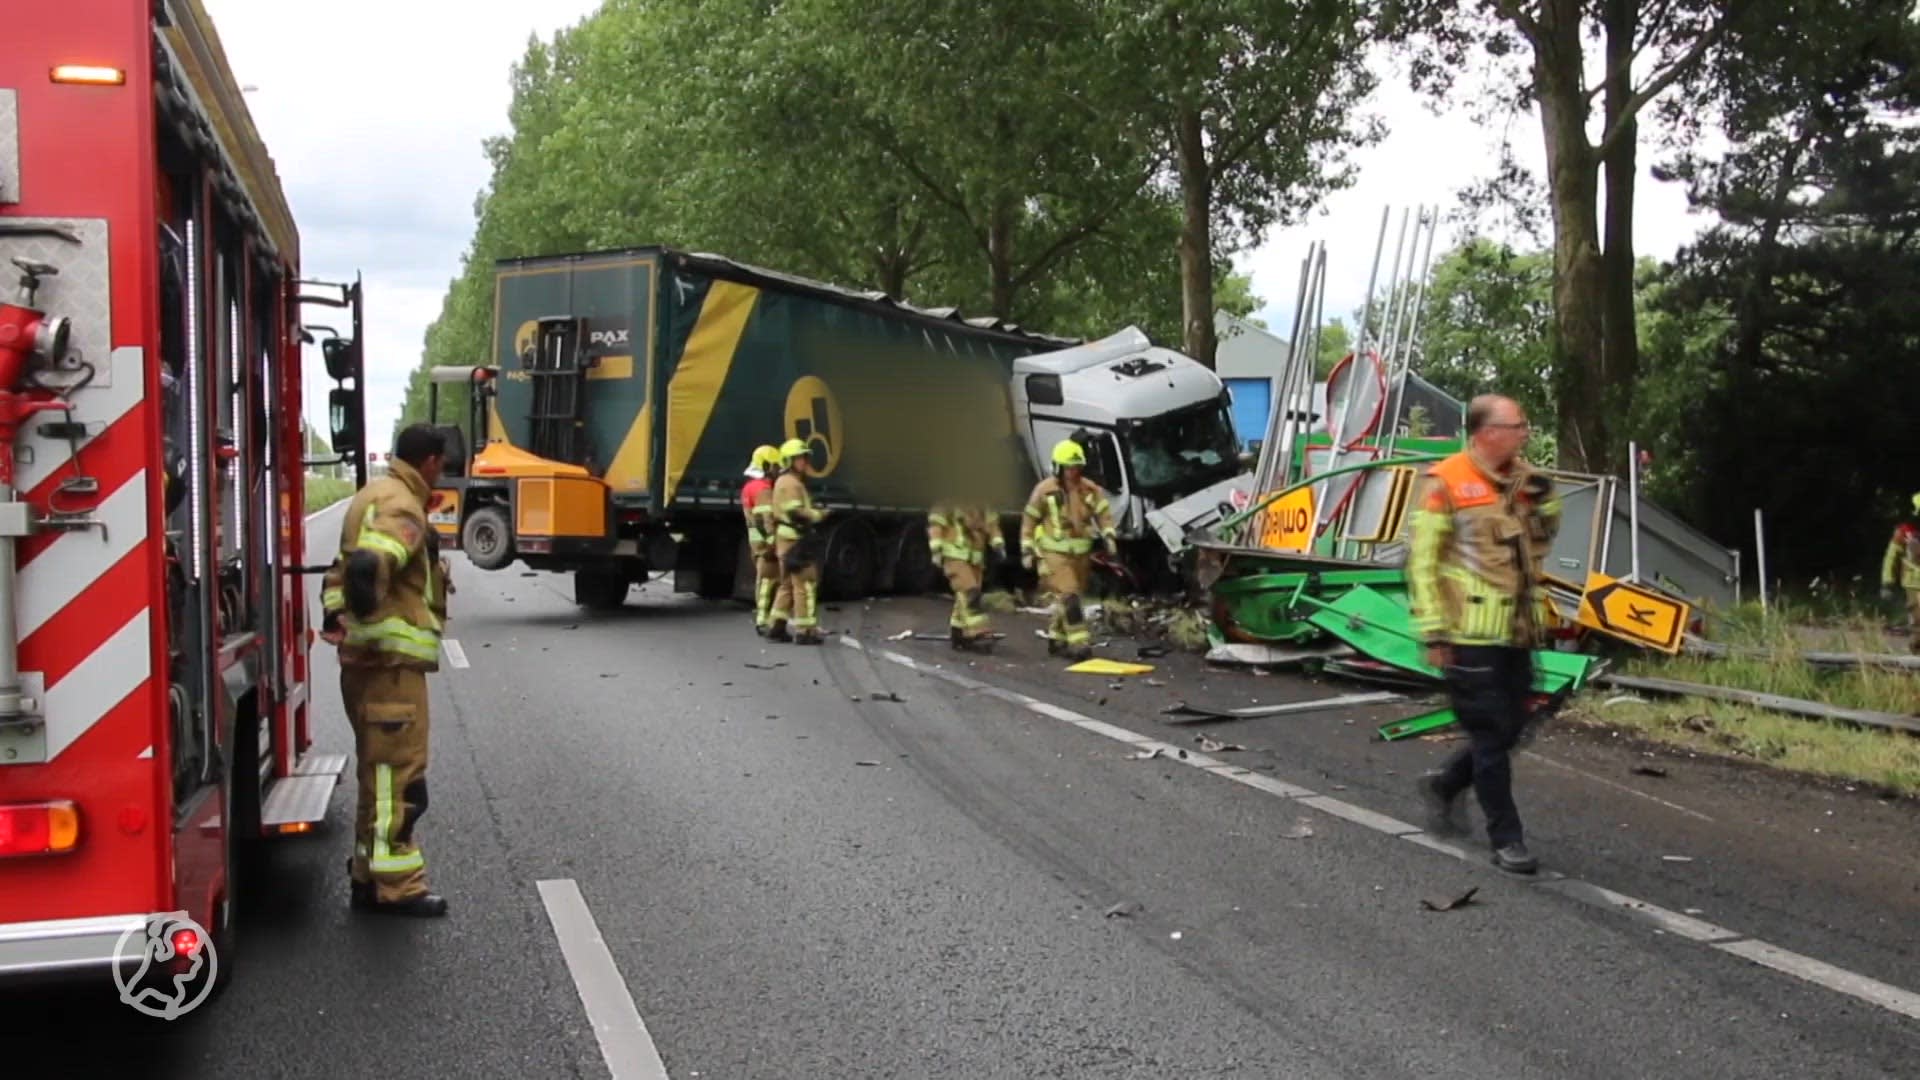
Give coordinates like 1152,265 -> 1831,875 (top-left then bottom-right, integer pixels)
322,336 -> 358,382
329,386 -> 362,455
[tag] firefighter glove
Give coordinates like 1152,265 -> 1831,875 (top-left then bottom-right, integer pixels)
343,549 -> 382,619
1521,473 -> 1553,501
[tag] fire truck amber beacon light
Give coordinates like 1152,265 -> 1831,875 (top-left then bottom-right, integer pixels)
51,65 -> 127,86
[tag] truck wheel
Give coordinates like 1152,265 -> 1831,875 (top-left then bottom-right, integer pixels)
695,530 -> 738,599
820,517 -> 877,600
731,533 -> 756,604
889,526 -> 938,595
574,566 -> 629,611
462,505 -> 514,571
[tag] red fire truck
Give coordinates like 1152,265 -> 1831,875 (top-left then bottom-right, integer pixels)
0,0 -> 366,990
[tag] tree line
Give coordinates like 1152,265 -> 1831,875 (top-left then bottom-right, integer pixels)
404,0 -> 1917,582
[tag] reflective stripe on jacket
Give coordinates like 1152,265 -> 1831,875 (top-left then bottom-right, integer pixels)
928,503 -> 1005,565
1883,525 -> 1920,589
1020,477 -> 1113,556
742,477 -> 775,548
321,459 -> 445,670
1407,450 -> 1560,648
773,472 -> 824,542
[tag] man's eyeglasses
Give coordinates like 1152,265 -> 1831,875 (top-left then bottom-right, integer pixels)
1487,421 -> 1531,432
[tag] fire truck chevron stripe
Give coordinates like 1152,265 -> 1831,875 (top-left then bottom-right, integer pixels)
18,543 -> 147,688
18,469 -> 146,642
45,608 -> 151,761
19,409 -> 147,566
17,346 -> 147,496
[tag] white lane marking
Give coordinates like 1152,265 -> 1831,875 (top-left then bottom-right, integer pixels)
442,639 -> 470,670
1401,832 -> 1475,862
1296,795 -> 1422,836
860,641 -> 1920,1024
1713,939 -> 1920,1021
537,879 -> 671,1080
1534,878 -> 1741,944
1523,750 -> 1715,823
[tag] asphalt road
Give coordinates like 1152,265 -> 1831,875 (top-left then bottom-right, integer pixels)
5,507 -> 1917,1077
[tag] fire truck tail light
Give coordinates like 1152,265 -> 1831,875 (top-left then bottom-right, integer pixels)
51,65 -> 126,86
0,800 -> 81,857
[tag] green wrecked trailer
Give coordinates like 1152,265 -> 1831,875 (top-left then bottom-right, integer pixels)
428,247 -> 1089,609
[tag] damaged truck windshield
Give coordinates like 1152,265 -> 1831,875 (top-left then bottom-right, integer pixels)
1122,397 -> 1241,498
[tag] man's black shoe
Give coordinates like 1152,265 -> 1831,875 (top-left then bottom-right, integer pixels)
352,884 -> 449,917
1419,774 -> 1468,838
1491,843 -> 1539,875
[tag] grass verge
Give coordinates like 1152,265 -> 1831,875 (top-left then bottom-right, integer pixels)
1569,696 -> 1920,798
1570,603 -> 1920,797
304,474 -> 355,513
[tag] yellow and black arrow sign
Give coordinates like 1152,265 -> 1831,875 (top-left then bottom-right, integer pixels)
1575,572 -> 1689,654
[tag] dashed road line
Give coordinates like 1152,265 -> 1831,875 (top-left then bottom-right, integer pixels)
442,638 -> 470,670
538,879 -> 672,1080
835,633 -> 1920,1023
1523,749 -> 1715,822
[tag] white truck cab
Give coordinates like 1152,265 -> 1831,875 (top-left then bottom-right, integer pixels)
1011,327 -> 1243,539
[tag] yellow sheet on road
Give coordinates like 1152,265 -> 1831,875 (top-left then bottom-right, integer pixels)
1065,659 -> 1156,676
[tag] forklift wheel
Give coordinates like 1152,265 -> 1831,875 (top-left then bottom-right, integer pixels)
462,505 -> 515,571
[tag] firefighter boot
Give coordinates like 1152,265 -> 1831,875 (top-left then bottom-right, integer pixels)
351,881 -> 449,917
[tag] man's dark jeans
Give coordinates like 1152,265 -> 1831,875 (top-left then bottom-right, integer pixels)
1435,644 -> 1533,848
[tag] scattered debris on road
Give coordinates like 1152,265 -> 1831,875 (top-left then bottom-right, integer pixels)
1104,901 -> 1143,919
743,661 -> 788,670
1279,820 -> 1315,839
889,629 -> 914,640
1661,855 -> 1695,863
1631,764 -> 1670,778
868,691 -> 905,703
1420,887 -> 1479,912
1161,691 -> 1406,725
1196,735 -> 1246,753
855,760 -> 881,767
1130,748 -> 1166,761
1206,643 -> 1355,668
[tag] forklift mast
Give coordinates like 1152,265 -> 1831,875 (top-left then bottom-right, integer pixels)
525,316 -> 594,470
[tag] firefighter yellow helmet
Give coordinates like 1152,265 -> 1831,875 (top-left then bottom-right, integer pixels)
745,444 -> 779,478
1051,439 -> 1087,469
780,438 -> 811,466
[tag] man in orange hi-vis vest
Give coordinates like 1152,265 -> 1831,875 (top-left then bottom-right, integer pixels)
1408,394 -> 1560,876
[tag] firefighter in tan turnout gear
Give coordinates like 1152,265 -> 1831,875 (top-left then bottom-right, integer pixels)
1021,439 -> 1115,660
1880,493 -> 1920,651
769,437 -> 829,644
928,498 -> 1006,652
320,424 -> 452,917
742,444 -> 781,635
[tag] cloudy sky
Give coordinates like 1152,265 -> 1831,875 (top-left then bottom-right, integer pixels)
202,1 -> 1709,441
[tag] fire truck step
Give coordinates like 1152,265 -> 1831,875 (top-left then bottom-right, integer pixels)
293,752 -> 348,778
261,754 -> 347,831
